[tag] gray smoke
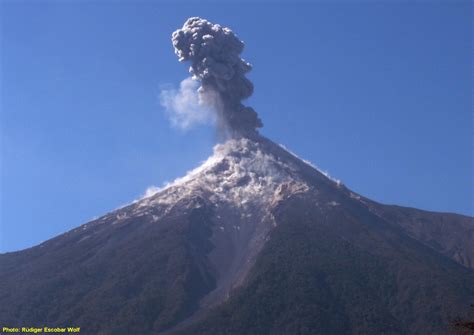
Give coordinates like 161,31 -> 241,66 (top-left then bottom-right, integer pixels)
171,17 -> 263,136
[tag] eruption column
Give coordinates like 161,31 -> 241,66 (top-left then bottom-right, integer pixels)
172,17 -> 263,136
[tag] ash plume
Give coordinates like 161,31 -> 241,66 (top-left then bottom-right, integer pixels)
171,17 -> 263,137
160,77 -> 216,130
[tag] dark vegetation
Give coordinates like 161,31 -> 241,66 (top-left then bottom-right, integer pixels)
452,318 -> 474,335
178,194 -> 474,335
452,304 -> 474,335
0,198 -> 216,334
1,142 -> 473,335
1,190 -> 473,335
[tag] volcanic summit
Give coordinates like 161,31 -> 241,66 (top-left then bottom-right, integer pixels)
0,17 -> 473,335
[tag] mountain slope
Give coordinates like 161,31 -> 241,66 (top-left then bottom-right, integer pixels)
1,135 -> 473,334
178,181 -> 474,335
368,203 -> 474,269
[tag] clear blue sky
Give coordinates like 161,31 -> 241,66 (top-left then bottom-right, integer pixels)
1,1 -> 472,252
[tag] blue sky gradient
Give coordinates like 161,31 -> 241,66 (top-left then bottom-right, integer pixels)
1,1 -> 472,252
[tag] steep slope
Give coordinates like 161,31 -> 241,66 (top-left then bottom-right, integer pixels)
0,197 -> 216,333
178,178 -> 474,335
367,203 -> 474,269
0,137 -> 311,333
0,135 -> 473,334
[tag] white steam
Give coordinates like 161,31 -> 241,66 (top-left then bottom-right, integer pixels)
171,17 -> 262,135
136,138 -> 306,209
143,185 -> 161,198
160,77 -> 217,130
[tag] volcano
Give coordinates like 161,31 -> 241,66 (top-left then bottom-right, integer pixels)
1,134 -> 473,335
2,15 -> 473,335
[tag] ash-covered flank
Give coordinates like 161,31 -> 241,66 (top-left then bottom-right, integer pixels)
1,135 -> 473,335
0,17 -> 473,335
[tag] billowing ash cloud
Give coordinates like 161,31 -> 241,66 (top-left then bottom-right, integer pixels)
171,17 -> 263,136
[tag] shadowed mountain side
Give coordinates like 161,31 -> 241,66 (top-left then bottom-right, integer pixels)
0,136 -> 472,335
176,191 -> 474,335
367,203 -> 474,269
0,199 -> 217,334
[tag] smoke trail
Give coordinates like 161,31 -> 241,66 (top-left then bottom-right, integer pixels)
171,17 -> 263,137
